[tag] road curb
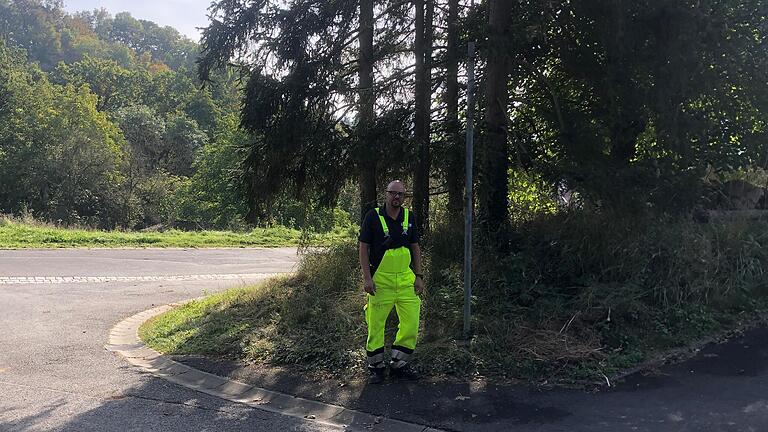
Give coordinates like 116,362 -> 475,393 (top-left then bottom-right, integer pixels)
107,301 -> 443,432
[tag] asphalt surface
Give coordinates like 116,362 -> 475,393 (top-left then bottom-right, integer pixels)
0,248 -> 343,432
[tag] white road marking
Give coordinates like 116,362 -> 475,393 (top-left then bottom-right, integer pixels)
0,273 -> 288,284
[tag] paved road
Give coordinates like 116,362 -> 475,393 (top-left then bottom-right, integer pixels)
0,248 -> 341,432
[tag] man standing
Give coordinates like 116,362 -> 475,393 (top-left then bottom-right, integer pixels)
359,180 -> 425,384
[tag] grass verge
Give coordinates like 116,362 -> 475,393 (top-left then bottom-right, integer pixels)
140,245 -> 366,376
0,216 -> 355,248
140,213 -> 768,385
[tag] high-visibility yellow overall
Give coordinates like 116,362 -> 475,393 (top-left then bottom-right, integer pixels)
365,208 -> 421,370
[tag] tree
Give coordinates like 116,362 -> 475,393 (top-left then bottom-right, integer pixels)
199,0 -> 361,223
178,114 -> 248,228
54,55 -> 147,111
477,0 -> 511,243
443,0 -> 463,221
357,0 -> 376,221
142,69 -> 195,115
164,113 -> 208,177
113,105 -> 166,173
518,0 -> 768,211
413,0 -> 434,234
110,12 -> 143,50
0,0 -> 64,69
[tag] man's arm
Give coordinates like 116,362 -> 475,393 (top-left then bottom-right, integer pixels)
359,242 -> 376,295
410,242 -> 425,295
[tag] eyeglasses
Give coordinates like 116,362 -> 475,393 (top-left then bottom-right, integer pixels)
387,191 -> 404,197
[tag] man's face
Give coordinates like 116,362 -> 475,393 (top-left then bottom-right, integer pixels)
386,182 -> 406,209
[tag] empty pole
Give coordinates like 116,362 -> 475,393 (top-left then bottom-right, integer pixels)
463,41 -> 475,339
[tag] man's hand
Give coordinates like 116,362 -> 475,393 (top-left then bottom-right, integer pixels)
364,278 -> 376,295
414,276 -> 425,295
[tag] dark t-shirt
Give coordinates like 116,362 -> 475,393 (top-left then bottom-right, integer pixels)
358,206 -> 420,274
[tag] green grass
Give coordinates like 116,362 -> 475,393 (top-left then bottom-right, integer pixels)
140,284 -> 274,356
0,217 -> 356,248
139,278 -> 369,373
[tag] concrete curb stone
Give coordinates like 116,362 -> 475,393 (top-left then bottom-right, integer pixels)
107,300 -> 444,432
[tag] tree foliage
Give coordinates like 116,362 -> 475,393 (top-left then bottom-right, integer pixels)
508,0 -> 768,215
0,40 -> 124,226
0,1 -> 246,229
195,0 -> 768,248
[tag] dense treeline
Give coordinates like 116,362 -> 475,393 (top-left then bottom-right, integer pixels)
0,0 -> 345,230
0,0 -> 197,71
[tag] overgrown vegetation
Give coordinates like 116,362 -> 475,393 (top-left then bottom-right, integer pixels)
423,213 -> 768,381
141,214 -> 768,384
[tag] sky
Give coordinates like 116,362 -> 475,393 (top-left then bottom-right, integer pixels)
62,0 -> 212,41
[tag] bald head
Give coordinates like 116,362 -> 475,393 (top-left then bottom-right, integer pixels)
387,180 -> 405,192
385,180 -> 406,210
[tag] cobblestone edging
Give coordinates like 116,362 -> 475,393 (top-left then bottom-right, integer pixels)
106,300 -> 441,432
0,273 -> 282,285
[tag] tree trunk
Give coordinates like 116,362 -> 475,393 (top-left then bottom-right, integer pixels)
413,0 -> 433,235
610,117 -> 645,166
358,0 -> 377,222
444,0 -> 462,221
478,0 -> 510,245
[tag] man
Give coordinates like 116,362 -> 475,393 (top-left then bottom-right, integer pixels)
358,180 -> 425,384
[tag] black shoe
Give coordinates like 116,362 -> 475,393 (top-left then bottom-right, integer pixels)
390,364 -> 420,381
367,368 -> 386,384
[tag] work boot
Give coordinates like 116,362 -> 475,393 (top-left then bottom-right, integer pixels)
390,364 -> 420,381
367,367 -> 386,384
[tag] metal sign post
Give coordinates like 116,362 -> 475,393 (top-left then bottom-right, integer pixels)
463,41 -> 475,340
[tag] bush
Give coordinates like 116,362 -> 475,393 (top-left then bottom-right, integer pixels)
135,172 -> 186,228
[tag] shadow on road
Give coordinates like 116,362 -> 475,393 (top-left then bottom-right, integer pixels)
2,401 -> 66,431
2,377 -> 331,432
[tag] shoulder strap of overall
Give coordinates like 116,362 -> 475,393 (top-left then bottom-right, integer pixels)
376,207 -> 409,237
376,207 -> 389,237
